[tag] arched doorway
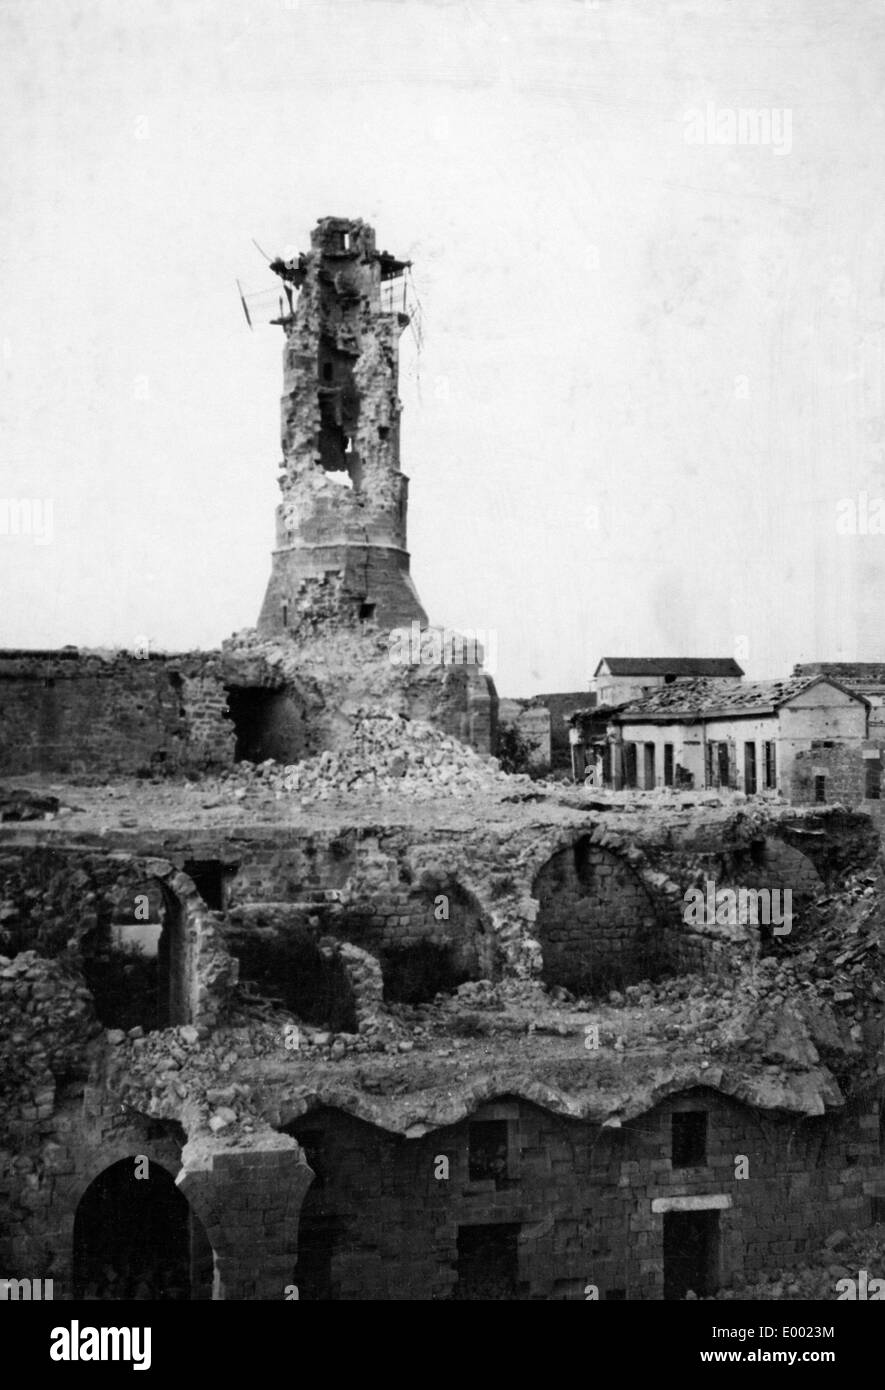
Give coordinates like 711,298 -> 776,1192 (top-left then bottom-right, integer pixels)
73,1158 -> 213,1299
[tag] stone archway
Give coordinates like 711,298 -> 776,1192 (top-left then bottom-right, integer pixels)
72,1156 -> 214,1300
532,837 -> 667,995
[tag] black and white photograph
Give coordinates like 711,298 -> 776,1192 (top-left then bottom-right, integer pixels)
1,0 -> 884,1363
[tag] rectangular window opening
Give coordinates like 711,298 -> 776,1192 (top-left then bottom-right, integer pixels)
663,744 -> 674,788
763,740 -> 776,789
671,1111 -> 708,1168
744,742 -> 757,795
468,1120 -> 510,1187
865,761 -> 881,801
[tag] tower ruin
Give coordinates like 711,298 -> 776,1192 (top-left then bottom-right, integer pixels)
257,216 -> 428,636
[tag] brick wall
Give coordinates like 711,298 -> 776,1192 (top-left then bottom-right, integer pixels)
532,841 -> 668,994
0,651 -> 234,776
790,745 -> 866,806
285,1089 -> 879,1300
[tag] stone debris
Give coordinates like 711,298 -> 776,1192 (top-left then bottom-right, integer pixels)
709,1224 -> 885,1300
225,708 -> 528,802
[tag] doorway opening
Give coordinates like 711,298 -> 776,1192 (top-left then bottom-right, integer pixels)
454,1224 -> 520,1300
662,1210 -> 719,1300
73,1158 -> 213,1300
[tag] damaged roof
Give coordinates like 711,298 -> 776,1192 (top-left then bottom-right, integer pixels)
614,674 -> 869,722
595,657 -> 745,678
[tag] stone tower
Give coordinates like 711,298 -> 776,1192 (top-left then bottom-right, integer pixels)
257,216 -> 428,637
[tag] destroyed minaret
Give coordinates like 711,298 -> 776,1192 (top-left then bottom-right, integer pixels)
257,216 -> 428,636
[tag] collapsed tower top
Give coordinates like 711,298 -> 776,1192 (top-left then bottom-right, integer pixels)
257,217 -> 427,638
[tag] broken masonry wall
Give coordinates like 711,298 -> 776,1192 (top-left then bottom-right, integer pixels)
0,651 -> 235,777
1,1074 -> 313,1300
0,846 -> 236,1031
259,217 -> 427,636
282,1090 -> 879,1300
790,744 -> 874,809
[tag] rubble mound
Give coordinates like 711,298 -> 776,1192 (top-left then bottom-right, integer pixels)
235,708 -> 527,802
711,1224 -> 885,1300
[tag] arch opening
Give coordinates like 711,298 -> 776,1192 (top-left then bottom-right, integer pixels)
533,838 -> 669,997
73,1158 -> 213,1300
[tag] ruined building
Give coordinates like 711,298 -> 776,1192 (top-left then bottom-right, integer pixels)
257,217 -> 428,636
1,220 -> 884,1303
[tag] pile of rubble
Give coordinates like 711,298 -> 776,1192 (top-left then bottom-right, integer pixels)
710,1224 -> 885,1300
229,709 -> 529,802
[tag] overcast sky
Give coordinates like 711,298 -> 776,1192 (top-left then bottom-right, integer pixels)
2,0 -> 885,695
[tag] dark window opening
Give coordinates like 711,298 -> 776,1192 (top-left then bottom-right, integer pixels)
468,1120 -> 510,1186
717,742 -> 730,789
225,686 -> 296,764
764,740 -> 777,789
744,742 -> 757,795
73,1158 -> 212,1300
282,602 -> 288,628
643,742 -> 655,789
664,674 -> 677,684
663,744 -> 674,788
359,602 -> 376,621
82,882 -> 186,1033
233,930 -> 357,1033
378,425 -> 390,440
321,361 -> 334,382
454,1224 -> 520,1301
815,775 -> 827,804
623,742 -> 638,789
672,1111 -> 707,1168
865,760 -> 881,800
183,860 -> 225,912
380,941 -> 473,1005
663,1210 -> 719,1301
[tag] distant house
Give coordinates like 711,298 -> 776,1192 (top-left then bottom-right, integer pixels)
793,662 -> 885,742
593,657 -> 744,709
571,674 -> 875,804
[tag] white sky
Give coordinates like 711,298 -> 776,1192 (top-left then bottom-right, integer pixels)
2,0 -> 885,695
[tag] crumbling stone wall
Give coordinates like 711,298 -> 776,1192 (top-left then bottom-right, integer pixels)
0,651 -> 235,776
791,744 -> 867,807
0,846 -> 235,1030
283,1088 -> 879,1300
